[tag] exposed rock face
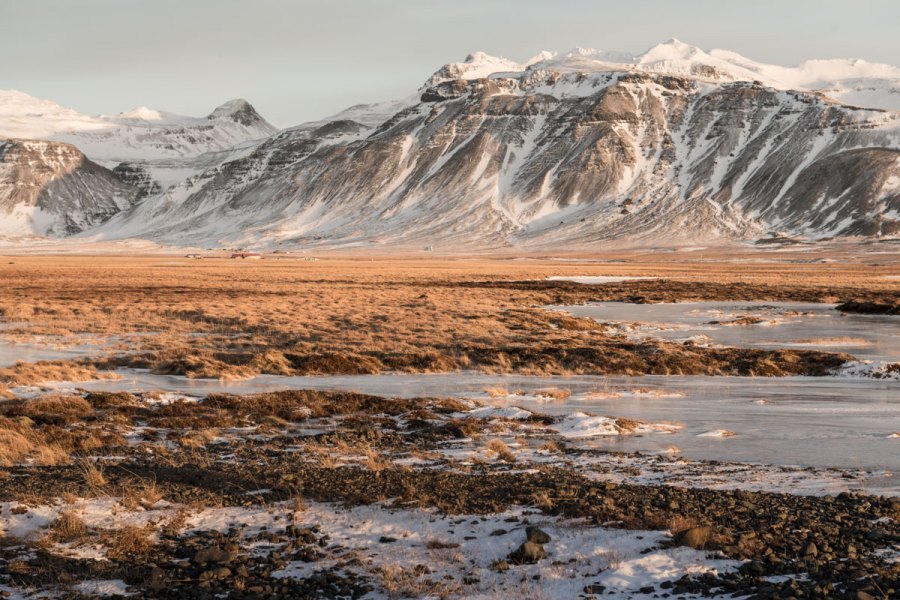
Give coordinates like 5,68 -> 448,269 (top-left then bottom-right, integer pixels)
207,99 -> 270,128
112,163 -> 162,199
3,44 -> 900,247
0,140 -> 139,236
101,68 -> 900,249
0,90 -> 279,215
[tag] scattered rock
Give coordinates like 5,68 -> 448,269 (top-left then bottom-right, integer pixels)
526,526 -> 551,544
193,543 -> 238,565
508,541 -> 546,565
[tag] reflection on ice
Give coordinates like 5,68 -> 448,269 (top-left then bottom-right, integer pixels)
44,371 -> 898,479
550,301 -> 900,362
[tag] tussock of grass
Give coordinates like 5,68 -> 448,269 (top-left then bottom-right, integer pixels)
103,524 -> 156,560
0,360 -> 118,388
485,439 -> 517,463
0,426 -> 36,466
46,509 -> 88,542
1,395 -> 92,425
77,458 -> 107,489
204,390 -> 413,421
0,416 -> 74,466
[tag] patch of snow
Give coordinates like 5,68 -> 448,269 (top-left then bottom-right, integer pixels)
551,412 -> 679,438
74,580 -> 132,597
462,405 -> 534,420
697,429 -> 737,438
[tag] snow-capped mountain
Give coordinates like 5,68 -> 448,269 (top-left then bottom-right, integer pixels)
4,40 -> 900,248
0,92 -> 277,235
0,90 -> 278,189
430,40 -> 900,111
89,40 -> 900,249
0,139 -> 139,237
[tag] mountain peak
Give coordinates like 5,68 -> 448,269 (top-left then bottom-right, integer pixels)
208,99 -> 259,125
639,38 -> 704,63
118,106 -> 164,121
425,52 -> 523,86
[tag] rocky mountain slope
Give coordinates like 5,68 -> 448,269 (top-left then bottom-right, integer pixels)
94,41 -> 900,249
0,92 -> 277,236
0,139 -> 140,237
4,40 -> 900,248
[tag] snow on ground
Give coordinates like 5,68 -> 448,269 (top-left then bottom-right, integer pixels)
0,497 -> 740,599
696,430 -> 737,438
427,438 -> 897,497
551,412 -> 680,438
833,361 -> 900,380
274,502 -> 740,599
459,405 -> 534,420
73,580 -> 132,597
0,498 -> 172,540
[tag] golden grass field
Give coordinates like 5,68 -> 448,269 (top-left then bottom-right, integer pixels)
0,248 -> 897,389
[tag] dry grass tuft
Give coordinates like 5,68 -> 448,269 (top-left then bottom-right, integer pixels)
531,490 -> 555,511
485,438 -> 517,463
378,563 -> 456,599
534,387 -> 572,401
178,428 -> 220,449
121,480 -> 164,510
363,444 -> 392,472
104,524 -> 156,560
0,416 -> 72,466
0,361 -> 118,388
0,427 -> 35,466
538,440 -> 563,454
77,458 -> 107,489
483,387 -> 510,398
47,509 -> 88,542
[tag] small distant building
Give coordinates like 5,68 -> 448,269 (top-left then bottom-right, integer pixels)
230,252 -> 262,260
184,253 -> 202,259
424,245 -> 434,252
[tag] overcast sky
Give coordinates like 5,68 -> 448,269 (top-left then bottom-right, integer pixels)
2,0 -> 898,127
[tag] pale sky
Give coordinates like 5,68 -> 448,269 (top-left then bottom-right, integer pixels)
2,0 -> 898,127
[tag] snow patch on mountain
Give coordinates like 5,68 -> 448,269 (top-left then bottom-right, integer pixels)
428,39 -> 900,111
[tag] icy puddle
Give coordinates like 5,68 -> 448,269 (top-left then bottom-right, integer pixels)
550,301 -> 900,362
0,331 -> 158,368
45,371 -> 898,489
546,275 -> 656,284
0,340 -> 104,368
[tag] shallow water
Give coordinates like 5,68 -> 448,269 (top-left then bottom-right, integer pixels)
50,371 -> 898,482
13,300 -> 900,493
550,301 -> 900,362
0,341 -> 102,367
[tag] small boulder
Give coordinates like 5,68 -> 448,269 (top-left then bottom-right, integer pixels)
508,541 -> 545,564
193,543 -> 238,565
526,526 -> 551,544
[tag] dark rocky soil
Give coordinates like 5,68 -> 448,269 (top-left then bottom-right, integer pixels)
0,389 -> 897,599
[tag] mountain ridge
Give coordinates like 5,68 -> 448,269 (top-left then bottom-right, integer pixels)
2,40 -> 900,249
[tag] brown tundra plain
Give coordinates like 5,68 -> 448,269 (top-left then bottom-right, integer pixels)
0,247 -> 898,599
